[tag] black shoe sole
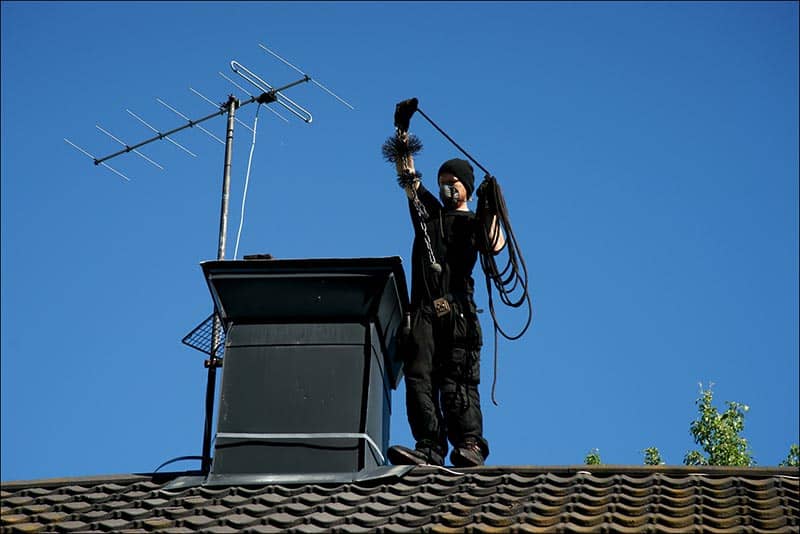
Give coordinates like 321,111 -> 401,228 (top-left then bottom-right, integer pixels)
387,446 -> 426,466
450,450 -> 484,468
387,446 -> 444,466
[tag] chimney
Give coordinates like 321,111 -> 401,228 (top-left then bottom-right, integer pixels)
199,256 -> 408,485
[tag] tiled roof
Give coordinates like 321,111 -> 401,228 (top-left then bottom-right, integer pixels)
2,465 -> 798,533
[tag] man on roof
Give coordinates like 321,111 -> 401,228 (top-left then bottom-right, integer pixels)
383,99 -> 505,468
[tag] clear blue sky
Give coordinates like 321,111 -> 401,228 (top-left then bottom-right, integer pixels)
2,2 -> 797,481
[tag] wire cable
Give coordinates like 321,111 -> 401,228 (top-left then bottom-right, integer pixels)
153,455 -> 204,473
233,104 -> 262,260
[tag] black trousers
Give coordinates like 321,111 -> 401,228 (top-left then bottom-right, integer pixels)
402,297 -> 490,459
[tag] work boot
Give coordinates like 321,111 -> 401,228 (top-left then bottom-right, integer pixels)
450,438 -> 485,467
387,445 -> 444,466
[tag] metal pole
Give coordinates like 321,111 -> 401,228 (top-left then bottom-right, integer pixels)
217,95 -> 238,261
201,95 -> 238,474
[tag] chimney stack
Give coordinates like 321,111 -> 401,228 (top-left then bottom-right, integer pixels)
200,257 -> 408,485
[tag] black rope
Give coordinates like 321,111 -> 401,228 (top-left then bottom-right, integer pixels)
477,176 -> 533,405
414,108 -> 533,406
415,108 -> 491,177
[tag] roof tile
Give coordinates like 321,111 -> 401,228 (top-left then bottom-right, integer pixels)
361,501 -> 397,516
83,491 -> 114,504
96,517 -> 130,531
37,510 -> 69,523
225,512 -> 260,528
4,496 -> 34,507
323,501 -> 354,516
59,500 -> 93,513
118,507 -> 151,521
245,524 -> 285,534
157,527 -> 194,533
200,504 -> 231,517
21,504 -> 50,515
41,493 -> 74,505
180,514 -> 215,529
142,516 -> 173,529
266,511 -> 304,529
307,510 -> 346,528
254,492 -> 290,507
415,491 -> 449,506
333,491 -> 369,506
240,502 -> 271,517
1,466 -> 796,533
480,510 -> 519,528
219,494 -> 249,507
392,511 -> 431,529
162,505 -> 194,520
8,522 -> 46,533
52,520 -> 91,532
83,509 -> 112,521
141,497 -> 170,509
374,491 -> 411,507
1,514 -> 31,526
22,488 -> 51,497
287,523 -> 330,534
438,511 -> 473,528
429,524 -> 469,534
296,493 -> 329,506
282,501 -> 315,516
348,511 -> 390,528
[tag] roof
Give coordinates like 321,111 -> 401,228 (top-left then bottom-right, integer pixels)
2,465 -> 798,533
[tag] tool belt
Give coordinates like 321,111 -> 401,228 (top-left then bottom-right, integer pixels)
430,293 -> 483,350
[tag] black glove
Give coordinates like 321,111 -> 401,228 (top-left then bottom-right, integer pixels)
394,97 -> 418,131
477,174 -> 498,214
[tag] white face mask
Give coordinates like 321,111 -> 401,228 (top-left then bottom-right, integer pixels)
439,184 -> 461,207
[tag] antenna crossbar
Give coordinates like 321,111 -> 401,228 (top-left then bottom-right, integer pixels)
126,109 -> 198,157
96,125 -> 164,170
95,106 -> 228,165
94,75 -> 312,167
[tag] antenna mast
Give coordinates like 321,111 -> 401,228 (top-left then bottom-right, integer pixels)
65,45 -> 353,474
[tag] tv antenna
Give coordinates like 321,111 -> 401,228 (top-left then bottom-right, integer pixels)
65,44 -> 354,473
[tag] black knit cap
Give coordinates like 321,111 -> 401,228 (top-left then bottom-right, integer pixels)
438,158 -> 475,197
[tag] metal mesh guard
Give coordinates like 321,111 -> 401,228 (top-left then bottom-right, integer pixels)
182,313 -> 225,357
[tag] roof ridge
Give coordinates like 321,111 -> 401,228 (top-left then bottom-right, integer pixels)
3,465 -> 798,489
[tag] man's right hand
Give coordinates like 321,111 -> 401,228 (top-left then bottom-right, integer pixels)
394,97 -> 419,131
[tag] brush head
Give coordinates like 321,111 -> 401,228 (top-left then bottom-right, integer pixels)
397,169 -> 423,189
381,132 -> 423,164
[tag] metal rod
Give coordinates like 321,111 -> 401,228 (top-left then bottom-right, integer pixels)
64,138 -> 131,181
126,109 -> 198,157
95,125 -> 164,170
217,96 -> 237,261
95,106 -> 229,165
201,346 -> 218,474
190,88 -> 254,133
258,43 -> 355,110
200,95 -> 238,474
157,99 -> 226,145
218,72 -> 289,123
231,61 -> 313,123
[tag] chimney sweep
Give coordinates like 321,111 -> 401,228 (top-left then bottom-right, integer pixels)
381,97 -> 531,468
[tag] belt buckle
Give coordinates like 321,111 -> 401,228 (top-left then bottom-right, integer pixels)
433,297 -> 451,317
